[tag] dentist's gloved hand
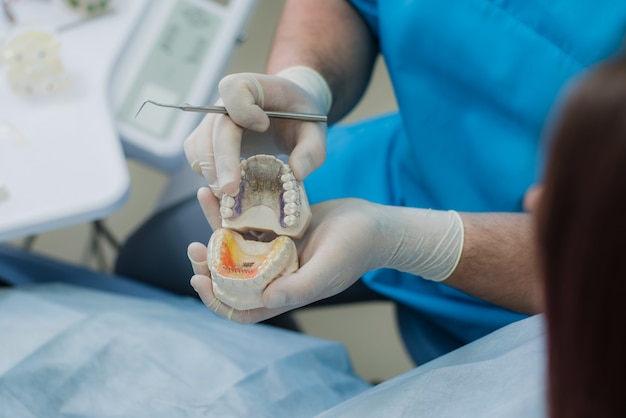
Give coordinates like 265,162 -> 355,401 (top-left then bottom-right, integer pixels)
183,66 -> 332,197
187,191 -> 465,324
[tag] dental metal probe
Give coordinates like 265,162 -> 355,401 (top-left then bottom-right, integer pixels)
135,100 -> 328,123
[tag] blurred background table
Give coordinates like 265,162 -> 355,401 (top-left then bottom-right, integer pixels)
0,0 -> 149,242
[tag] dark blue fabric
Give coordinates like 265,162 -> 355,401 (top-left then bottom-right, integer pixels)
0,244 -> 175,302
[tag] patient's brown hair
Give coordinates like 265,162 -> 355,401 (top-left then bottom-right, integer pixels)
537,54 -> 626,418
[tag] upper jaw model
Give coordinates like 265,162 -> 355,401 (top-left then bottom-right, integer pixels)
207,155 -> 311,310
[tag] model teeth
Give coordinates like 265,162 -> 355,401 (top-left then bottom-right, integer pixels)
208,228 -> 298,310
219,154 -> 311,239
283,189 -> 297,203
220,206 -> 234,218
284,202 -> 297,215
222,195 -> 235,207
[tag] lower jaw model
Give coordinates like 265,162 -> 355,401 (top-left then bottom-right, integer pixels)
207,155 -> 311,310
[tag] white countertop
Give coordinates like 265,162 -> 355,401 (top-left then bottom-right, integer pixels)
0,0 -> 148,242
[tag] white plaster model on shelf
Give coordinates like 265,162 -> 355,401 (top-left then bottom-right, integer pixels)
1,29 -> 68,96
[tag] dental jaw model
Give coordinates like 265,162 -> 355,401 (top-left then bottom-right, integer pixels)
1,30 -> 68,96
207,155 -> 311,310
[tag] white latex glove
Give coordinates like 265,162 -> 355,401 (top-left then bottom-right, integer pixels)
187,191 -> 464,324
183,66 -> 332,196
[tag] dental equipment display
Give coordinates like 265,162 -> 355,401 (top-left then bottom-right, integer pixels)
135,100 -> 328,123
111,0 -> 258,172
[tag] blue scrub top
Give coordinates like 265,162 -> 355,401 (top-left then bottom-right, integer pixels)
305,0 -> 626,364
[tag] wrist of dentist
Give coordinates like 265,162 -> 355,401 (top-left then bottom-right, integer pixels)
276,66 -> 333,115
377,206 -> 465,282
